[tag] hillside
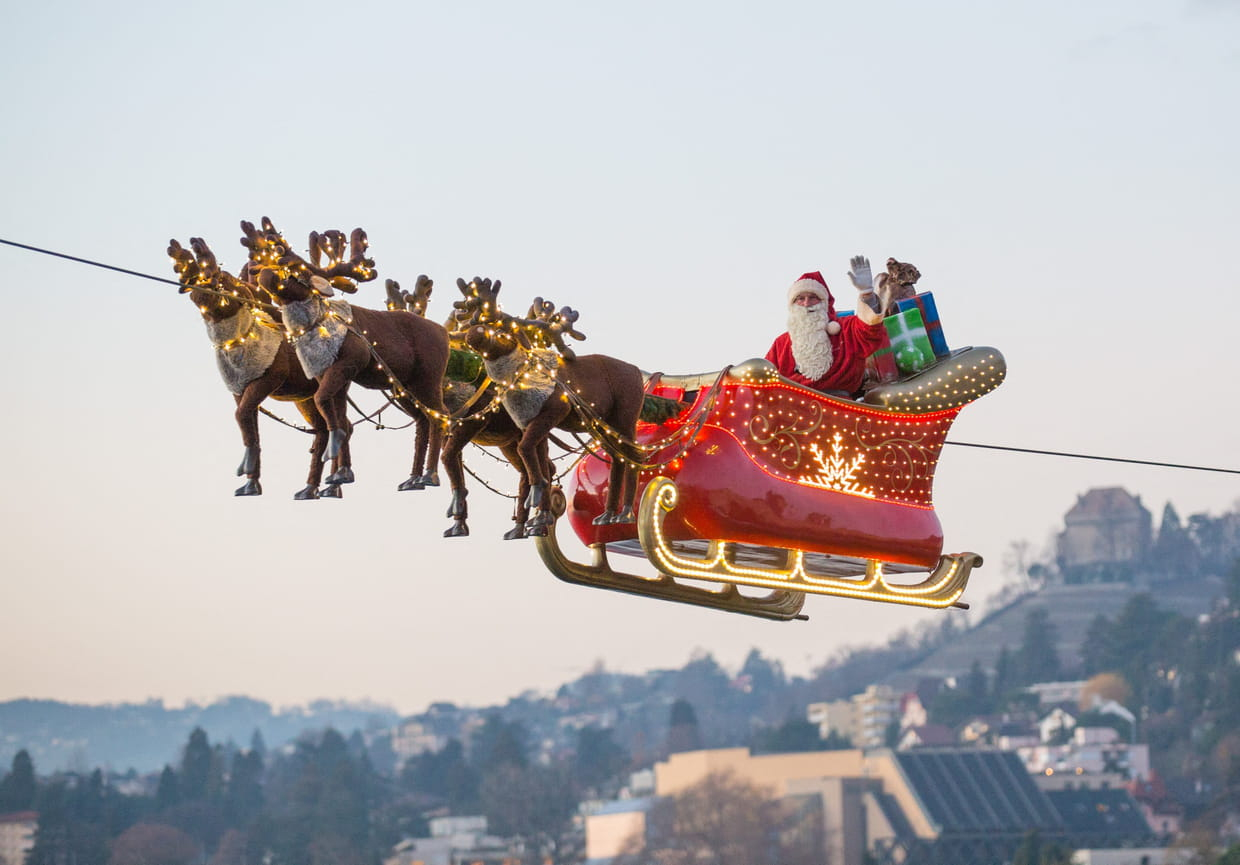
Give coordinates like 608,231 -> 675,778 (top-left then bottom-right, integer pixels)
885,575 -> 1224,689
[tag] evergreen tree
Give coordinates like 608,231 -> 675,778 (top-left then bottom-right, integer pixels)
1016,607 -> 1061,685
0,749 -> 36,811
666,699 -> 701,754
470,714 -> 528,772
225,749 -> 265,825
249,729 -> 268,760
156,765 -> 180,811
180,728 -> 213,802
401,739 -> 479,811
573,726 -> 629,793
1081,613 -> 1115,677
1151,502 -> 1199,577
751,716 -> 827,754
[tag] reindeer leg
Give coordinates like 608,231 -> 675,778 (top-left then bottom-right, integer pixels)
440,415 -> 485,536
321,418 -> 351,497
293,398 -> 327,500
409,377 -> 447,487
233,383 -> 271,497
398,411 -> 429,491
500,440 -> 529,540
518,410 -> 564,536
316,372 -> 355,486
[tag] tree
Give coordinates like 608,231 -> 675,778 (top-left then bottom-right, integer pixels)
0,749 -> 36,811
1016,607 -> 1061,685
401,738 -> 479,811
180,727 -> 213,802
618,771 -> 821,865
225,748 -> 264,825
470,713 -> 528,771
479,764 -> 578,864
108,823 -> 199,865
751,717 -> 826,754
667,699 -> 702,754
574,726 -> 630,793
1079,673 -> 1132,712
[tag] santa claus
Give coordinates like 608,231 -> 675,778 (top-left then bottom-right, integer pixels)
764,256 -> 887,396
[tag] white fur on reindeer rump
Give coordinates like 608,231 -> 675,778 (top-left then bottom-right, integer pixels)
282,295 -> 355,380
489,347 -> 560,428
205,307 -> 285,395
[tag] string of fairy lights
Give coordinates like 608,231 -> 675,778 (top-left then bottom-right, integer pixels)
2,235 -> 1237,477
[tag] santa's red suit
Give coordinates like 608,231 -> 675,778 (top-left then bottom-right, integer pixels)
765,271 -> 886,396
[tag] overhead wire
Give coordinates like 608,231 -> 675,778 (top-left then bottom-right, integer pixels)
3,235 -> 1238,477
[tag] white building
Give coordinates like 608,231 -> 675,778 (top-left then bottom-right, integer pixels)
0,811 -> 37,865
390,719 -> 446,767
1019,727 -> 1150,781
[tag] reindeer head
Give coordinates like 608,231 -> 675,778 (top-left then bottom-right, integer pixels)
170,237 -> 251,322
463,322 -> 524,361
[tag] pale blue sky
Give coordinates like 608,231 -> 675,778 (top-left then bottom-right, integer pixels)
0,1 -> 1236,714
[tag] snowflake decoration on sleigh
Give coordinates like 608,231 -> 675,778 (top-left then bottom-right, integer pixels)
801,432 -> 876,499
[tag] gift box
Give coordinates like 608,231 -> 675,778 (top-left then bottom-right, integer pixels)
896,291 -> 949,358
883,307 -> 935,374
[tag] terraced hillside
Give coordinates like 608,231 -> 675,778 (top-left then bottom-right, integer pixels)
885,576 -> 1224,689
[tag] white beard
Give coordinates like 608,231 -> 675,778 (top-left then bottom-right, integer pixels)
787,305 -> 833,380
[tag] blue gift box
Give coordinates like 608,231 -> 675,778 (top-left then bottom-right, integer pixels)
896,292 -> 949,358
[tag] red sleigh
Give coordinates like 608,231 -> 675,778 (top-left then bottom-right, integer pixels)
534,347 -> 1006,620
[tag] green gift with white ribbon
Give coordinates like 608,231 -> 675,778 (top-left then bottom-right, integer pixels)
883,307 -> 935,374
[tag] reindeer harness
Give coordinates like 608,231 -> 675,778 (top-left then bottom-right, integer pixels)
205,306 -> 284,395
281,294 -> 355,379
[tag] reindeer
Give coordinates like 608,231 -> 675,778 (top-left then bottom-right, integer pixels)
240,218 -> 450,490
447,278 -> 644,536
169,237 -> 349,499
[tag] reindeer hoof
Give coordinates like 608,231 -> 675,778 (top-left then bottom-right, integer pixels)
293,485 -> 319,501
319,484 -> 343,499
398,475 -> 425,491
503,524 -> 527,541
613,507 -> 636,524
527,510 -> 554,530
420,472 -> 440,487
592,511 -> 614,526
325,467 -> 355,485
524,524 -> 549,538
235,479 -> 262,497
237,447 -> 258,477
444,522 -> 470,538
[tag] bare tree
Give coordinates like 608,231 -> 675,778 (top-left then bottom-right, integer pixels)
615,771 -> 824,865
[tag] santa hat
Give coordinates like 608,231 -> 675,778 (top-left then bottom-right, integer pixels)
787,271 -> 841,335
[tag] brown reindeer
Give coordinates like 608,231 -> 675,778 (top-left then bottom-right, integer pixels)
168,237 -> 349,499
453,278 -> 644,535
240,218 -> 450,490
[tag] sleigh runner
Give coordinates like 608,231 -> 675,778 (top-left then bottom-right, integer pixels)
536,348 -> 1006,620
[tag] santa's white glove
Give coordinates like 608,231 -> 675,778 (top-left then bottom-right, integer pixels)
848,255 -> 874,292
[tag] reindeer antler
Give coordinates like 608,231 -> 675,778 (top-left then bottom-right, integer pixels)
295,227 -> 375,293
452,276 -> 504,330
410,275 -> 433,316
514,303 -> 586,360
168,239 -> 200,290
